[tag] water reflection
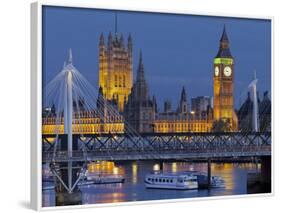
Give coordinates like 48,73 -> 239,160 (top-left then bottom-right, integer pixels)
153,163 -> 160,171
43,161 -> 260,207
132,162 -> 138,184
87,161 -> 124,175
171,162 -> 177,173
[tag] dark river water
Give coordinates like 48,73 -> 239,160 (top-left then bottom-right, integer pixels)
42,161 -> 260,207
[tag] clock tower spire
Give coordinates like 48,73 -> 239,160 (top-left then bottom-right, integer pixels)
213,25 -> 237,131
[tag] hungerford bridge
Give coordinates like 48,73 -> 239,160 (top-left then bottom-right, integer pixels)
43,131 -> 271,162
42,50 -> 271,202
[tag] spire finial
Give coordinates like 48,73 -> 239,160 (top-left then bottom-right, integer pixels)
137,50 -> 145,82
99,33 -> 104,45
220,24 -> 229,42
181,86 -> 187,102
68,48 -> 73,64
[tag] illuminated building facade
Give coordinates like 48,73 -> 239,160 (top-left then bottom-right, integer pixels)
153,87 -> 213,133
42,110 -> 124,134
42,97 -> 124,135
98,32 -> 133,112
213,26 -> 238,130
153,118 -> 213,133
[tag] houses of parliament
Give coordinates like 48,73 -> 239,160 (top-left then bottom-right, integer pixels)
96,26 -> 238,133
43,26 -> 271,135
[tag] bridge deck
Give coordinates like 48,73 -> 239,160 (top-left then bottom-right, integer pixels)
42,132 -> 271,163
43,146 -> 271,162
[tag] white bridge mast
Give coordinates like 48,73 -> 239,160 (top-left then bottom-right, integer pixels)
64,49 -> 73,191
248,71 -> 259,132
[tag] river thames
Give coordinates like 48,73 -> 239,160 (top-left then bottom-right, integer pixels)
42,161 -> 260,207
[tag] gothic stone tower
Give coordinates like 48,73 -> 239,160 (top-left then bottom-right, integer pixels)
124,52 -> 156,133
178,86 -> 189,114
98,32 -> 133,112
213,26 -> 237,130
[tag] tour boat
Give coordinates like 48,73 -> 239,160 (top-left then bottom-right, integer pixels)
144,173 -> 198,190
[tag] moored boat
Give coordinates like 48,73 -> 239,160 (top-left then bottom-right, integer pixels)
84,174 -> 125,184
78,170 -> 125,186
210,176 -> 225,188
144,172 -> 198,190
78,161 -> 125,186
182,171 -> 225,188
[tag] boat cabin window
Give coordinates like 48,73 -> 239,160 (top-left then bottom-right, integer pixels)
148,177 -> 175,183
178,178 -> 183,183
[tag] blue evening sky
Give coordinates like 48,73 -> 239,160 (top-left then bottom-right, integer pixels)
42,6 -> 271,110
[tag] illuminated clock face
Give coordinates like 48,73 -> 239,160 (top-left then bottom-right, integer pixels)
215,66 -> 219,76
224,66 -> 232,77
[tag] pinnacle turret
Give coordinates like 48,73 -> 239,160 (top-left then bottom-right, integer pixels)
180,86 -> 187,102
99,33 -> 105,46
136,50 -> 145,82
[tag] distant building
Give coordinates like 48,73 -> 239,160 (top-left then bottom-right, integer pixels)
191,96 -> 212,114
238,91 -> 271,132
164,100 -> 172,113
154,87 -> 213,133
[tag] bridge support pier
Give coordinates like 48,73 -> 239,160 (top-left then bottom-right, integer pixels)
159,160 -> 164,171
260,156 -> 271,192
55,163 -> 82,206
207,159 -> 212,188
247,156 -> 271,194
56,190 -> 82,206
52,136 -> 83,206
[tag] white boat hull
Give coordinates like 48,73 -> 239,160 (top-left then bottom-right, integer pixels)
145,183 -> 198,190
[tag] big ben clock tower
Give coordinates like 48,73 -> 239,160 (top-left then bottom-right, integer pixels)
213,26 -> 237,130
